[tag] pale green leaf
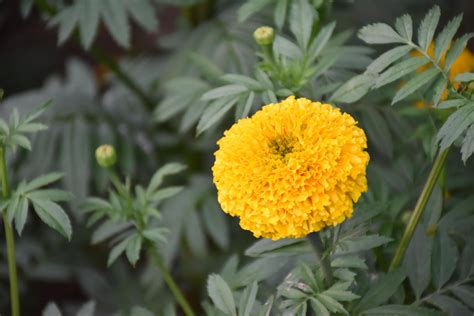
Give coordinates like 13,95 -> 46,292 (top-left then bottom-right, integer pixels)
445,33 -> 474,71
392,67 -> 438,104
375,56 -> 429,88
418,5 -> 441,51
330,74 -> 375,103
32,199 -> 72,240
238,0 -> 272,22
358,23 -> 404,44
208,274 -> 237,316
147,162 -> 186,195
366,45 -> 412,74
437,104 -> 474,150
434,14 -> 463,62
461,124 -> 474,163
395,14 -> 413,41
196,96 -> 240,135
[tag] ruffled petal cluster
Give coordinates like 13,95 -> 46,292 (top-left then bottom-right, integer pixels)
212,97 -> 369,239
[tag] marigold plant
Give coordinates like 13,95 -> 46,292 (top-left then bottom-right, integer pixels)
213,96 -> 369,239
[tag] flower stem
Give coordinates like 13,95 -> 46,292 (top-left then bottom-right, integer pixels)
307,232 -> 333,285
0,146 -> 20,316
148,244 -> 195,316
388,148 -> 449,271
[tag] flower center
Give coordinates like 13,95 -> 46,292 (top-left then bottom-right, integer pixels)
269,136 -> 295,159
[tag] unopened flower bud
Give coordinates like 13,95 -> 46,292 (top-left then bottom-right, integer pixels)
253,26 -> 274,46
95,144 -> 116,168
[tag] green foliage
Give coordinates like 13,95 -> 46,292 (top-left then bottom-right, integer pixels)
46,0 -> 158,49
83,163 -> 186,266
0,101 -> 73,239
0,100 -> 50,151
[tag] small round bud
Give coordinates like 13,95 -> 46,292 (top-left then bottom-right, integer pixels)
95,145 -> 116,168
253,26 -> 274,46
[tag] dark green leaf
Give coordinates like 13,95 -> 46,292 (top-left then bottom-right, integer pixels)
355,268 -> 406,312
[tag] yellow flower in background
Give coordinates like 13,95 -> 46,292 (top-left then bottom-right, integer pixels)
212,97 -> 369,239
413,43 -> 474,108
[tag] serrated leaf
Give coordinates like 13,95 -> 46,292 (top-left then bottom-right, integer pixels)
432,231 -> 458,289
455,72 -> 474,82
208,274 -> 237,316
395,14 -> 413,41
437,104 -> 474,150
404,226 -> 432,299
366,45 -> 412,74
196,96 -> 240,135
308,22 -> 336,63
427,294 -> 471,316
330,74 -> 375,103
147,163 -> 186,195
316,294 -> 347,314
438,99 -> 469,109
238,0 -> 272,22
362,304 -> 445,316
125,0 -> 158,32
376,56 -> 429,88
358,23 -> 404,44
78,0 -> 100,49
392,67 -> 438,104
12,134 -> 32,150
461,124 -> 474,163
323,289 -> 359,301
32,199 -> 72,240
431,76 -> 448,107
101,0 -> 130,48
418,5 -> 441,51
290,0 -> 315,50
235,91 -> 255,119
273,36 -> 303,59
355,268 -> 406,312
149,186 -> 183,203
23,172 -> 63,192
336,234 -> 392,254
126,234 -> 142,266
201,85 -> 248,101
331,256 -> 368,269
14,197 -> 29,236
445,33 -> 474,72
107,236 -> 131,266
451,286 -> 474,309
274,0 -> 288,29
310,298 -> 330,316
434,14 -> 463,62
238,282 -> 258,316
27,189 -> 73,202
142,228 -> 168,244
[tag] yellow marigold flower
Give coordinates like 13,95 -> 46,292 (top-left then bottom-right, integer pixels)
212,97 -> 369,239
413,43 -> 474,108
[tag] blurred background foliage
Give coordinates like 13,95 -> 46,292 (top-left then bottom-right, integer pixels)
0,0 -> 473,315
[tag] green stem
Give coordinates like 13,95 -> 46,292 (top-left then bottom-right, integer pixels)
1,146 -> 20,316
33,0 -> 155,111
148,244 -> 195,316
389,148 -> 449,271
307,232 -> 333,285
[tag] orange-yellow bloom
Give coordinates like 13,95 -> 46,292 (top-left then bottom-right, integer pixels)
212,97 -> 369,239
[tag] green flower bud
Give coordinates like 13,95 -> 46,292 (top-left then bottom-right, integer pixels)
253,26 -> 274,46
95,144 -> 116,168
